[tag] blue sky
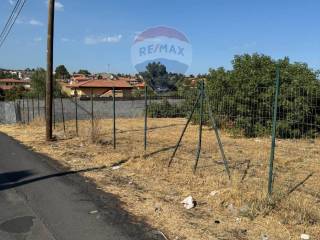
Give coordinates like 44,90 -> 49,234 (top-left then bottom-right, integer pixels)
0,0 -> 319,74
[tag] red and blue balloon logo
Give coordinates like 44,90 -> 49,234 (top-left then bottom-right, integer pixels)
131,26 -> 192,74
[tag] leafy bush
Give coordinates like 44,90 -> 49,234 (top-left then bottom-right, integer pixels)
203,54 -> 320,138
147,99 -> 187,118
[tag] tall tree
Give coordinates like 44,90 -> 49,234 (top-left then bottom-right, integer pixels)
55,65 -> 70,79
205,53 -> 320,138
140,62 -> 176,91
31,68 -> 61,97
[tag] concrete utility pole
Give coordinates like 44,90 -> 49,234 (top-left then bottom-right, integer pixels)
46,0 -> 55,141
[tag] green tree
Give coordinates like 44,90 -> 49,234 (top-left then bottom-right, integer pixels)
78,69 -> 91,75
55,65 -> 70,79
205,53 -> 320,138
0,71 -> 19,79
4,85 -> 25,101
140,62 -> 181,91
31,68 -> 61,97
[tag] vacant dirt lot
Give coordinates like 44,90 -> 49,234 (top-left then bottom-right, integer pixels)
0,118 -> 319,240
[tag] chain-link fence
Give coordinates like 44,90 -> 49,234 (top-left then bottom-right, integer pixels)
8,83 -> 320,149
2,79 -> 319,195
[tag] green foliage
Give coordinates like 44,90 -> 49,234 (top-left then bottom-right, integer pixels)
204,53 -> 320,138
77,69 -> 91,75
0,71 -> 19,79
55,65 -> 70,79
140,62 -> 185,91
147,99 -> 187,118
31,68 -> 61,97
4,86 -> 25,101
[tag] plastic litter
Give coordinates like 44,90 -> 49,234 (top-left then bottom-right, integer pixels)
181,196 -> 195,209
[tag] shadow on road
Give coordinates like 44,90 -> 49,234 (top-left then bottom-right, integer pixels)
0,166 -> 106,191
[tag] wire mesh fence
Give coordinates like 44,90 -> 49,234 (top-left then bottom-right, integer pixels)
0,78 -> 318,210
4,81 -> 319,195
9,83 -> 320,147
7,83 -> 319,139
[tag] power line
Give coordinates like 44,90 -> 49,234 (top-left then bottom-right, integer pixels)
0,0 -> 22,41
0,0 -> 26,48
0,0 -> 26,49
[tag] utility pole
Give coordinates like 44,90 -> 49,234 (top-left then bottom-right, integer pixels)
46,0 -> 55,141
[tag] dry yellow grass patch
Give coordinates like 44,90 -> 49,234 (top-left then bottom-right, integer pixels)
0,117 -> 319,240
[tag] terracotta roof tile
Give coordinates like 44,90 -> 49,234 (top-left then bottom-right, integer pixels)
68,79 -> 133,89
0,79 -> 29,83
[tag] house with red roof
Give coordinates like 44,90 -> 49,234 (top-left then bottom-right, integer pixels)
0,79 -> 30,92
67,78 -> 134,97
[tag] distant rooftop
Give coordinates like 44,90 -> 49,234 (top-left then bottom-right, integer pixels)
68,79 -> 133,89
0,79 -> 30,83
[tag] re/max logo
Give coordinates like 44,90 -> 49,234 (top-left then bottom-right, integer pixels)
139,44 -> 185,57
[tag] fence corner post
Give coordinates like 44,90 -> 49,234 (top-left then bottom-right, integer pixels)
268,66 -> 280,197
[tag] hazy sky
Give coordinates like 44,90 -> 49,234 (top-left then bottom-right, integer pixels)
0,0 -> 319,74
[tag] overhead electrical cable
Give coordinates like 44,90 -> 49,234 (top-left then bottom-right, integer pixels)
0,0 -> 26,49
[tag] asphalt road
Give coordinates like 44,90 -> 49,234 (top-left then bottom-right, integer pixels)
0,132 -> 161,240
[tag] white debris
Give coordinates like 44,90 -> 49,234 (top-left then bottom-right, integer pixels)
301,234 -> 310,240
112,165 -> 121,170
89,210 -> 98,214
209,190 -> 219,197
181,196 -> 195,210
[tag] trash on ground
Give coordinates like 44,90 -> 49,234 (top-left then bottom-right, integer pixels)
181,196 -> 196,210
112,165 -> 121,170
301,234 -> 310,240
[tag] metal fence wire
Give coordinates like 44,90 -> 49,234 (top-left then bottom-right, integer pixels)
6,78 -> 319,194
12,82 -> 320,143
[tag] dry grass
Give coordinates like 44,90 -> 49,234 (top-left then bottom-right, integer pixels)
0,117 -> 319,240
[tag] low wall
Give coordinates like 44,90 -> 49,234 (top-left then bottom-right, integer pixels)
0,98 -> 183,124
0,102 -> 18,124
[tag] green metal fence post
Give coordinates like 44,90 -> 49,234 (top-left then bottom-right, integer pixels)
22,98 -> 25,124
91,88 -> 94,135
74,91 -> 78,136
168,91 -> 201,167
268,66 -> 280,196
112,87 -> 116,149
205,92 -> 231,180
37,94 -> 40,117
26,96 -> 30,124
32,97 -> 35,120
60,96 -> 66,134
144,85 -> 148,151
194,80 -> 204,173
